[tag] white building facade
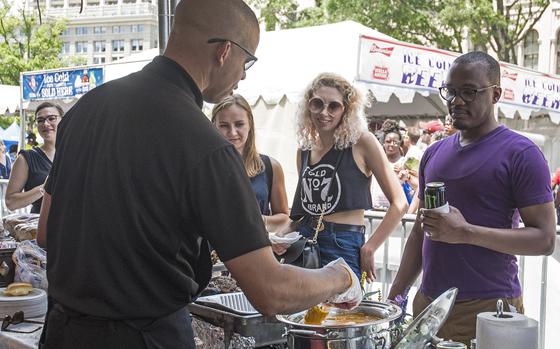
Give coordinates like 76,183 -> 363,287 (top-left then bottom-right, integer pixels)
517,0 -> 560,74
24,0 -> 158,65
495,1 -> 560,170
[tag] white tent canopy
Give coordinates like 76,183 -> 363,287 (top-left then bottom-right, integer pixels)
1,121 -> 21,142
0,85 -> 19,114
237,21 -> 394,104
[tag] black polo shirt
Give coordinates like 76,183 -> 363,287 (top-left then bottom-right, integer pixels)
45,56 -> 270,319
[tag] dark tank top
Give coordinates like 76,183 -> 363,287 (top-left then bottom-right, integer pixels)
250,154 -> 272,215
21,147 -> 52,213
290,146 -> 372,220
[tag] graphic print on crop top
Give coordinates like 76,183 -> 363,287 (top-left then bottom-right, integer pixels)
300,163 -> 341,215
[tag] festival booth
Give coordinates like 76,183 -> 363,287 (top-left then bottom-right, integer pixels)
9,21 -> 560,349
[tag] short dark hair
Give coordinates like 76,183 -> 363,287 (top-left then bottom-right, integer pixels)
453,51 -> 500,85
381,119 -> 402,141
35,102 -> 64,118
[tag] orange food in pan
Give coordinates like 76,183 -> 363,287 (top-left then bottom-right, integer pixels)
303,305 -> 330,325
324,312 -> 381,325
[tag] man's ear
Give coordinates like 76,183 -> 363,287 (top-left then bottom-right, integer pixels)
215,41 -> 232,67
492,86 -> 502,104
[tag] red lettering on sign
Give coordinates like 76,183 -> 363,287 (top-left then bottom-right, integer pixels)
370,43 -> 394,57
373,66 -> 389,80
504,88 -> 515,100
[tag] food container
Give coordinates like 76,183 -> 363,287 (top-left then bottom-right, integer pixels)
189,292 -> 286,348
276,301 -> 402,349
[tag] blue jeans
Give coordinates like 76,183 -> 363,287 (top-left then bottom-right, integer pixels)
299,222 -> 365,277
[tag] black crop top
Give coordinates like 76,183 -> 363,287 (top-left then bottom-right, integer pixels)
290,146 -> 372,219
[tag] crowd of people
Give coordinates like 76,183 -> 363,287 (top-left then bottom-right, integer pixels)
0,1 -> 555,348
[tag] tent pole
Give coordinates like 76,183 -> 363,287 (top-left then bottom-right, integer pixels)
158,0 -> 170,54
169,0 -> 177,26
19,72 -> 25,151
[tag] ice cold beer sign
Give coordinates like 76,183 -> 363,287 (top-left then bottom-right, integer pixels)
358,35 -> 560,116
358,36 -> 456,91
22,67 -> 104,101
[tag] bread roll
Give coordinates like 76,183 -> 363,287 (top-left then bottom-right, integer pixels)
3,282 -> 33,296
2,214 -> 39,240
13,222 -> 38,241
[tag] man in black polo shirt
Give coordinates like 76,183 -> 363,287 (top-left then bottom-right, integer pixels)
37,1 -> 360,348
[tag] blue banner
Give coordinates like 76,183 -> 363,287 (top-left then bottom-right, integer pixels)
22,67 -> 104,101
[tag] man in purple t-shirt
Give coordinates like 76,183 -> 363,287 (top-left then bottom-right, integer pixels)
388,51 -> 556,344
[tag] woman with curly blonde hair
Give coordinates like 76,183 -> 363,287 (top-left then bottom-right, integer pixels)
275,73 -> 407,280
212,94 -> 289,231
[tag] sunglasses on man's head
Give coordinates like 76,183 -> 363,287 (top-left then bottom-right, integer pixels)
1,311 -> 43,333
308,97 -> 345,115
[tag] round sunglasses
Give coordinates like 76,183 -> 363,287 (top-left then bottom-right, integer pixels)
308,97 -> 345,115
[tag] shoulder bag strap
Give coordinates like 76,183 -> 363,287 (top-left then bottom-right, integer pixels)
312,148 -> 345,242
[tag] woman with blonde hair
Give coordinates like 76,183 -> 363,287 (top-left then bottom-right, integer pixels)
276,73 -> 407,280
212,94 -> 289,230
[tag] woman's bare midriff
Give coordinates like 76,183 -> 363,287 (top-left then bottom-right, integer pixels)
322,209 -> 365,226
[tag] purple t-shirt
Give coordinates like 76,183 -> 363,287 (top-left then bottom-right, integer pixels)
418,125 -> 552,300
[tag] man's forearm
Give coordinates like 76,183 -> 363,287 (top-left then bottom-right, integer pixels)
466,225 -> 555,256
262,264 -> 351,314
388,226 -> 423,300
226,248 -> 351,316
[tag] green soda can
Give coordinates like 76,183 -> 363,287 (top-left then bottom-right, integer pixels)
424,182 -> 446,209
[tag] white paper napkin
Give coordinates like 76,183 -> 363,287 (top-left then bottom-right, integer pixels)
268,232 -> 301,245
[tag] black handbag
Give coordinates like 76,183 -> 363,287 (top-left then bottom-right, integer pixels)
276,237 -> 321,269
275,149 -> 343,269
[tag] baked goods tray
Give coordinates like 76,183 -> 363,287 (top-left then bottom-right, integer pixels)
194,292 -> 258,315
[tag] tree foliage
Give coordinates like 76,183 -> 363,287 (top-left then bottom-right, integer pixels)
0,116 -> 17,130
440,0 -> 550,63
0,0 -> 68,85
249,0 -> 550,64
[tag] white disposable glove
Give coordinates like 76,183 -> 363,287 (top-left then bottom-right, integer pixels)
324,258 -> 362,310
